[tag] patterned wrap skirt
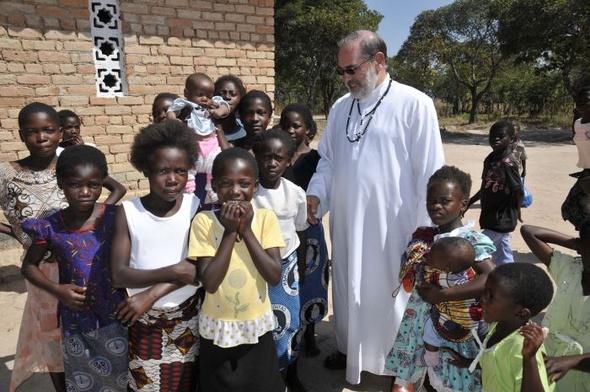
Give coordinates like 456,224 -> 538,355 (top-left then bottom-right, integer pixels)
128,294 -> 200,392
269,250 -> 303,369
63,322 -> 128,392
299,222 -> 329,326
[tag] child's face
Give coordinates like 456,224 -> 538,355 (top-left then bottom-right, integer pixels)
19,112 -> 62,158
145,147 -> 189,203
216,81 -> 241,113
212,158 -> 258,203
426,180 -> 466,229
489,127 -> 512,153
152,98 -> 175,124
61,116 -> 81,142
255,138 -> 290,185
281,111 -> 309,148
185,79 -> 214,107
241,98 -> 271,136
58,165 -> 103,213
480,273 -> 519,323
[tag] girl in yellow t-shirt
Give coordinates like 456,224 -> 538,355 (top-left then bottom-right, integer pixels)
187,147 -> 285,392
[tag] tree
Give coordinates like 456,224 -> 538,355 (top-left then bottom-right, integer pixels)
493,0 -> 590,98
275,0 -> 382,116
392,0 -> 504,123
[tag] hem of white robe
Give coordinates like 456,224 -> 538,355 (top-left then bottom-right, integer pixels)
346,360 -> 394,385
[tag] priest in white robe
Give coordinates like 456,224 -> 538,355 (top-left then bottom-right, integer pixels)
307,30 -> 445,385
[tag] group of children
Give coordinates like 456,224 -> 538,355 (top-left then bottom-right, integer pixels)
5,72 -> 329,392
4,75 -> 590,392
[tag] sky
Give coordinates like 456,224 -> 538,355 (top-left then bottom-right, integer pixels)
364,0 -> 455,56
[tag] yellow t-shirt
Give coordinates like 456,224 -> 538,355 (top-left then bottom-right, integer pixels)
187,208 -> 285,347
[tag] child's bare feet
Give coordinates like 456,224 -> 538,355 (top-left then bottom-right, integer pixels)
304,325 -> 321,357
286,360 -> 308,392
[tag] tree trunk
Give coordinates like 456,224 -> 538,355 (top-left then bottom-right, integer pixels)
469,88 -> 478,124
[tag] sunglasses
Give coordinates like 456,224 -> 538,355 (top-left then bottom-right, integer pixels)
336,57 -> 373,76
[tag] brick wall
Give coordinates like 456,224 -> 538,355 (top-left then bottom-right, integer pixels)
0,0 -> 275,191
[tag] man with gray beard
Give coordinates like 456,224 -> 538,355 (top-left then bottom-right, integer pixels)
306,30 -> 445,385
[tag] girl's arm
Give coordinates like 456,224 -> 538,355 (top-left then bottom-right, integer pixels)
102,176 -> 127,205
520,323 -> 546,392
545,353 -> 590,382
417,258 -> 495,303
110,206 -> 195,288
238,202 -> 282,286
0,222 -> 16,239
468,190 -> 481,208
520,224 -> 577,266
21,242 -> 89,311
115,283 -> 183,326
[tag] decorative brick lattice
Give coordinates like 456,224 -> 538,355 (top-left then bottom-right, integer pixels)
89,0 -> 127,97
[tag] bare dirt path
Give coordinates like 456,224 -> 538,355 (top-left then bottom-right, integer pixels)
0,127 -> 578,391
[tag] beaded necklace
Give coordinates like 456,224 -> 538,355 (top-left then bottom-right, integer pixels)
345,77 -> 393,143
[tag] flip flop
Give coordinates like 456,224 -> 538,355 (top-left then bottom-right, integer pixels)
323,351 -> 347,370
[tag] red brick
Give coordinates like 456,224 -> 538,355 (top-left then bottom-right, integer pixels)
7,27 -> 43,39
0,86 -> 33,97
17,75 -> 52,85
39,50 -> 71,63
58,0 -> 87,7
38,5 -> 66,18
3,50 -> 38,62
169,18 -> 192,28
7,14 -> 26,25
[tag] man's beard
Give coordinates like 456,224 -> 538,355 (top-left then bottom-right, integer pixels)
348,64 -> 378,100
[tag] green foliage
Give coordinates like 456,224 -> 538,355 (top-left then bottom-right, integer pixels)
275,0 -> 382,115
493,0 -> 590,96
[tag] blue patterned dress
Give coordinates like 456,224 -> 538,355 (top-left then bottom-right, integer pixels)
386,222 -> 495,392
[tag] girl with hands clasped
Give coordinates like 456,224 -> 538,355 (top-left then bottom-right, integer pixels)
21,145 -> 128,392
521,221 -> 590,390
110,120 -> 202,391
187,148 -> 285,392
444,263 -> 555,392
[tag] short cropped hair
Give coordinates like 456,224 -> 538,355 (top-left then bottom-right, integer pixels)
238,90 -> 273,117
427,165 -> 472,200
215,75 -> 246,100
130,120 -> 198,173
431,237 -> 475,265
185,73 -> 213,91
492,263 -> 554,316
280,103 -> 318,140
252,129 -> 295,160
56,144 -> 108,179
338,30 -> 388,60
490,120 -> 516,138
57,109 -> 80,125
212,147 -> 259,180
18,102 -> 60,129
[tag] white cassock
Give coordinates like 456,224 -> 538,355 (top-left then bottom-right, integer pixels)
307,74 -> 445,384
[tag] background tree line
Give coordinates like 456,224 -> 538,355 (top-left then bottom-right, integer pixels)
275,0 -> 590,124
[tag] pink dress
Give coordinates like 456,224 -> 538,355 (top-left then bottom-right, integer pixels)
0,162 -> 68,391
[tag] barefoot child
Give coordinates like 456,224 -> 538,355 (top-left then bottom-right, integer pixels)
252,129 -> 309,391
110,120 -> 202,391
188,147 -> 285,391
280,103 -> 329,357
21,145 -> 128,391
387,165 -> 496,392
521,221 -> 590,390
444,263 -> 555,392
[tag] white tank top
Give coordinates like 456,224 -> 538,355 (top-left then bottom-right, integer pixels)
124,194 -> 200,309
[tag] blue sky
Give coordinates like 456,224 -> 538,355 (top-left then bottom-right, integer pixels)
364,0 -> 455,56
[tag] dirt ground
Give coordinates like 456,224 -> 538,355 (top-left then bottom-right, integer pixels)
0,126 -> 579,391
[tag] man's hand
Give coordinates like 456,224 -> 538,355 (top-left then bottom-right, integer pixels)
306,195 -> 319,225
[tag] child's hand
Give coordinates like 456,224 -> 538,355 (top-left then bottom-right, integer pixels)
441,347 -> 473,368
209,102 -> 230,120
520,322 -> 544,359
174,259 -> 199,285
57,284 -> 89,311
544,355 -> 579,383
218,201 -> 242,233
115,291 -> 155,326
237,201 -> 254,235
416,281 -> 444,304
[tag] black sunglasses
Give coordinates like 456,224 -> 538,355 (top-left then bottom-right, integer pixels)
336,57 -> 373,76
